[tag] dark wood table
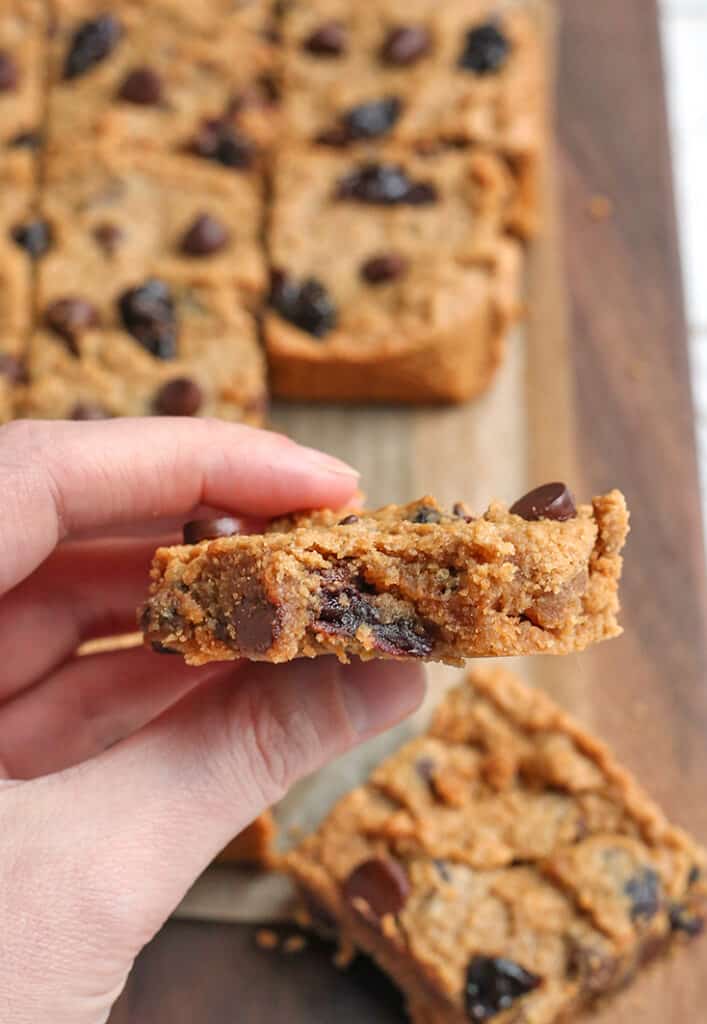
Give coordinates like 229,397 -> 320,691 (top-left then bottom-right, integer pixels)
109,1 -> 707,1020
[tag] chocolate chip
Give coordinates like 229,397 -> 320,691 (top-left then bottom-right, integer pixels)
510,483 -> 576,522
70,401 -> 111,420
182,517 -> 240,544
180,213 -> 229,256
465,956 -> 541,1022
361,252 -> 407,285
458,22 -> 509,75
343,97 -> 402,139
304,21 -> 347,56
415,757 -> 436,784
117,66 -> 163,105
151,641 -> 180,655
625,868 -> 661,921
336,163 -> 437,205
453,501 -> 475,522
188,118 -> 254,170
343,858 -> 410,919
9,130 -> 41,149
689,865 -> 702,887
670,904 -> 704,937
45,297 -> 100,355
11,220 -> 52,259
0,354 -> 27,384
118,279 -> 177,359
408,504 -> 441,524
269,270 -> 337,338
381,25 -> 431,66
0,51 -> 19,91
433,858 -> 452,882
64,14 -> 122,79
218,576 -> 279,655
338,514 -> 359,526
93,222 -> 124,255
153,377 -> 203,416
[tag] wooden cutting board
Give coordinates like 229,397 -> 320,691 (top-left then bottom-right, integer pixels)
109,0 -> 707,1020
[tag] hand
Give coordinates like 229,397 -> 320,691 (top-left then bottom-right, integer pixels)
0,419 -> 425,1024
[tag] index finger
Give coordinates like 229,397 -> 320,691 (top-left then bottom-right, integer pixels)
0,418 -> 359,595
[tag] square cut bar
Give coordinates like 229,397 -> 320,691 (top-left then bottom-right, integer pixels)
46,0 -> 277,159
265,146 -> 523,404
280,0 -> 544,235
140,487 -> 629,665
287,667 -> 707,1024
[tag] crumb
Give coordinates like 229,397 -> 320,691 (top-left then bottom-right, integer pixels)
282,934 -> 307,954
292,905 -> 312,929
255,928 -> 279,951
587,194 -> 613,222
333,938 -> 355,970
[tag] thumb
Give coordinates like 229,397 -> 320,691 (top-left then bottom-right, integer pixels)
1,657 -> 425,1024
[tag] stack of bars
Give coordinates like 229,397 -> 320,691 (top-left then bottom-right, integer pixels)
0,0 -> 544,420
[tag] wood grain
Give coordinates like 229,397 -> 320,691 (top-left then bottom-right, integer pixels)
109,1 -> 707,1020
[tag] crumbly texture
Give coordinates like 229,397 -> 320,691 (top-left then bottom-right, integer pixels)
140,491 -> 628,665
280,0 -> 543,233
46,0 -> 277,158
0,0 -> 45,179
287,667 -> 707,1024
215,810 -> 277,867
265,146 -> 523,404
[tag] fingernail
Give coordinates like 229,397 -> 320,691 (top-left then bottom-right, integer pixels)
338,660 -> 426,738
299,446 -> 360,479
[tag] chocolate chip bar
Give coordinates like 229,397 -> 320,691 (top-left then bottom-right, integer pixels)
140,485 -> 628,665
280,0 -> 544,235
265,146 -> 522,403
287,667 -> 706,1024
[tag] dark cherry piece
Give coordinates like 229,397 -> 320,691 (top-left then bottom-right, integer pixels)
118,66 -> 163,105
343,857 -> 410,919
269,271 -> 337,338
63,14 -> 122,80
93,222 -> 124,255
153,377 -> 203,416
45,297 -> 100,355
338,514 -> 359,526
0,354 -> 27,384
336,162 -> 437,205
304,21 -> 347,56
381,25 -> 431,66
182,517 -> 240,544
510,483 -> 577,522
361,252 -> 407,284
458,22 -> 509,75
624,868 -> 661,921
118,279 -> 177,359
343,96 -> 402,139
11,220 -> 52,259
180,213 -> 229,256
70,401 -> 110,420
465,956 -> 541,1022
0,50 -> 19,91
188,118 -> 254,170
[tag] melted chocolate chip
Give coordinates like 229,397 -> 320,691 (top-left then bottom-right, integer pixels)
70,401 -> 111,420
465,956 -> 541,1022
0,353 -> 27,384
118,279 -> 177,359
230,579 -> 279,655
45,297 -> 100,355
408,504 -> 441,524
361,252 -> 407,284
458,22 -> 509,75
9,130 -> 41,149
64,14 -> 122,80
0,51 -> 19,91
343,96 -> 402,139
338,514 -> 359,526
625,869 -> 661,921
188,118 -> 255,170
93,222 -> 124,255
670,903 -> 704,937
118,66 -> 163,105
304,21 -> 347,56
381,25 -> 431,66
510,483 -> 576,522
180,213 -> 229,256
182,517 -> 240,544
343,858 -> 410,919
269,271 -> 337,338
11,220 -> 52,258
153,377 -> 203,416
336,162 -> 437,205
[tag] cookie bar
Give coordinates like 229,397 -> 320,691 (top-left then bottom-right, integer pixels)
287,667 -> 706,1024
140,485 -> 628,665
265,146 -> 522,403
280,0 -> 543,234
20,276 -> 266,422
0,0 -> 45,179
215,810 -> 277,867
46,0 -> 276,159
